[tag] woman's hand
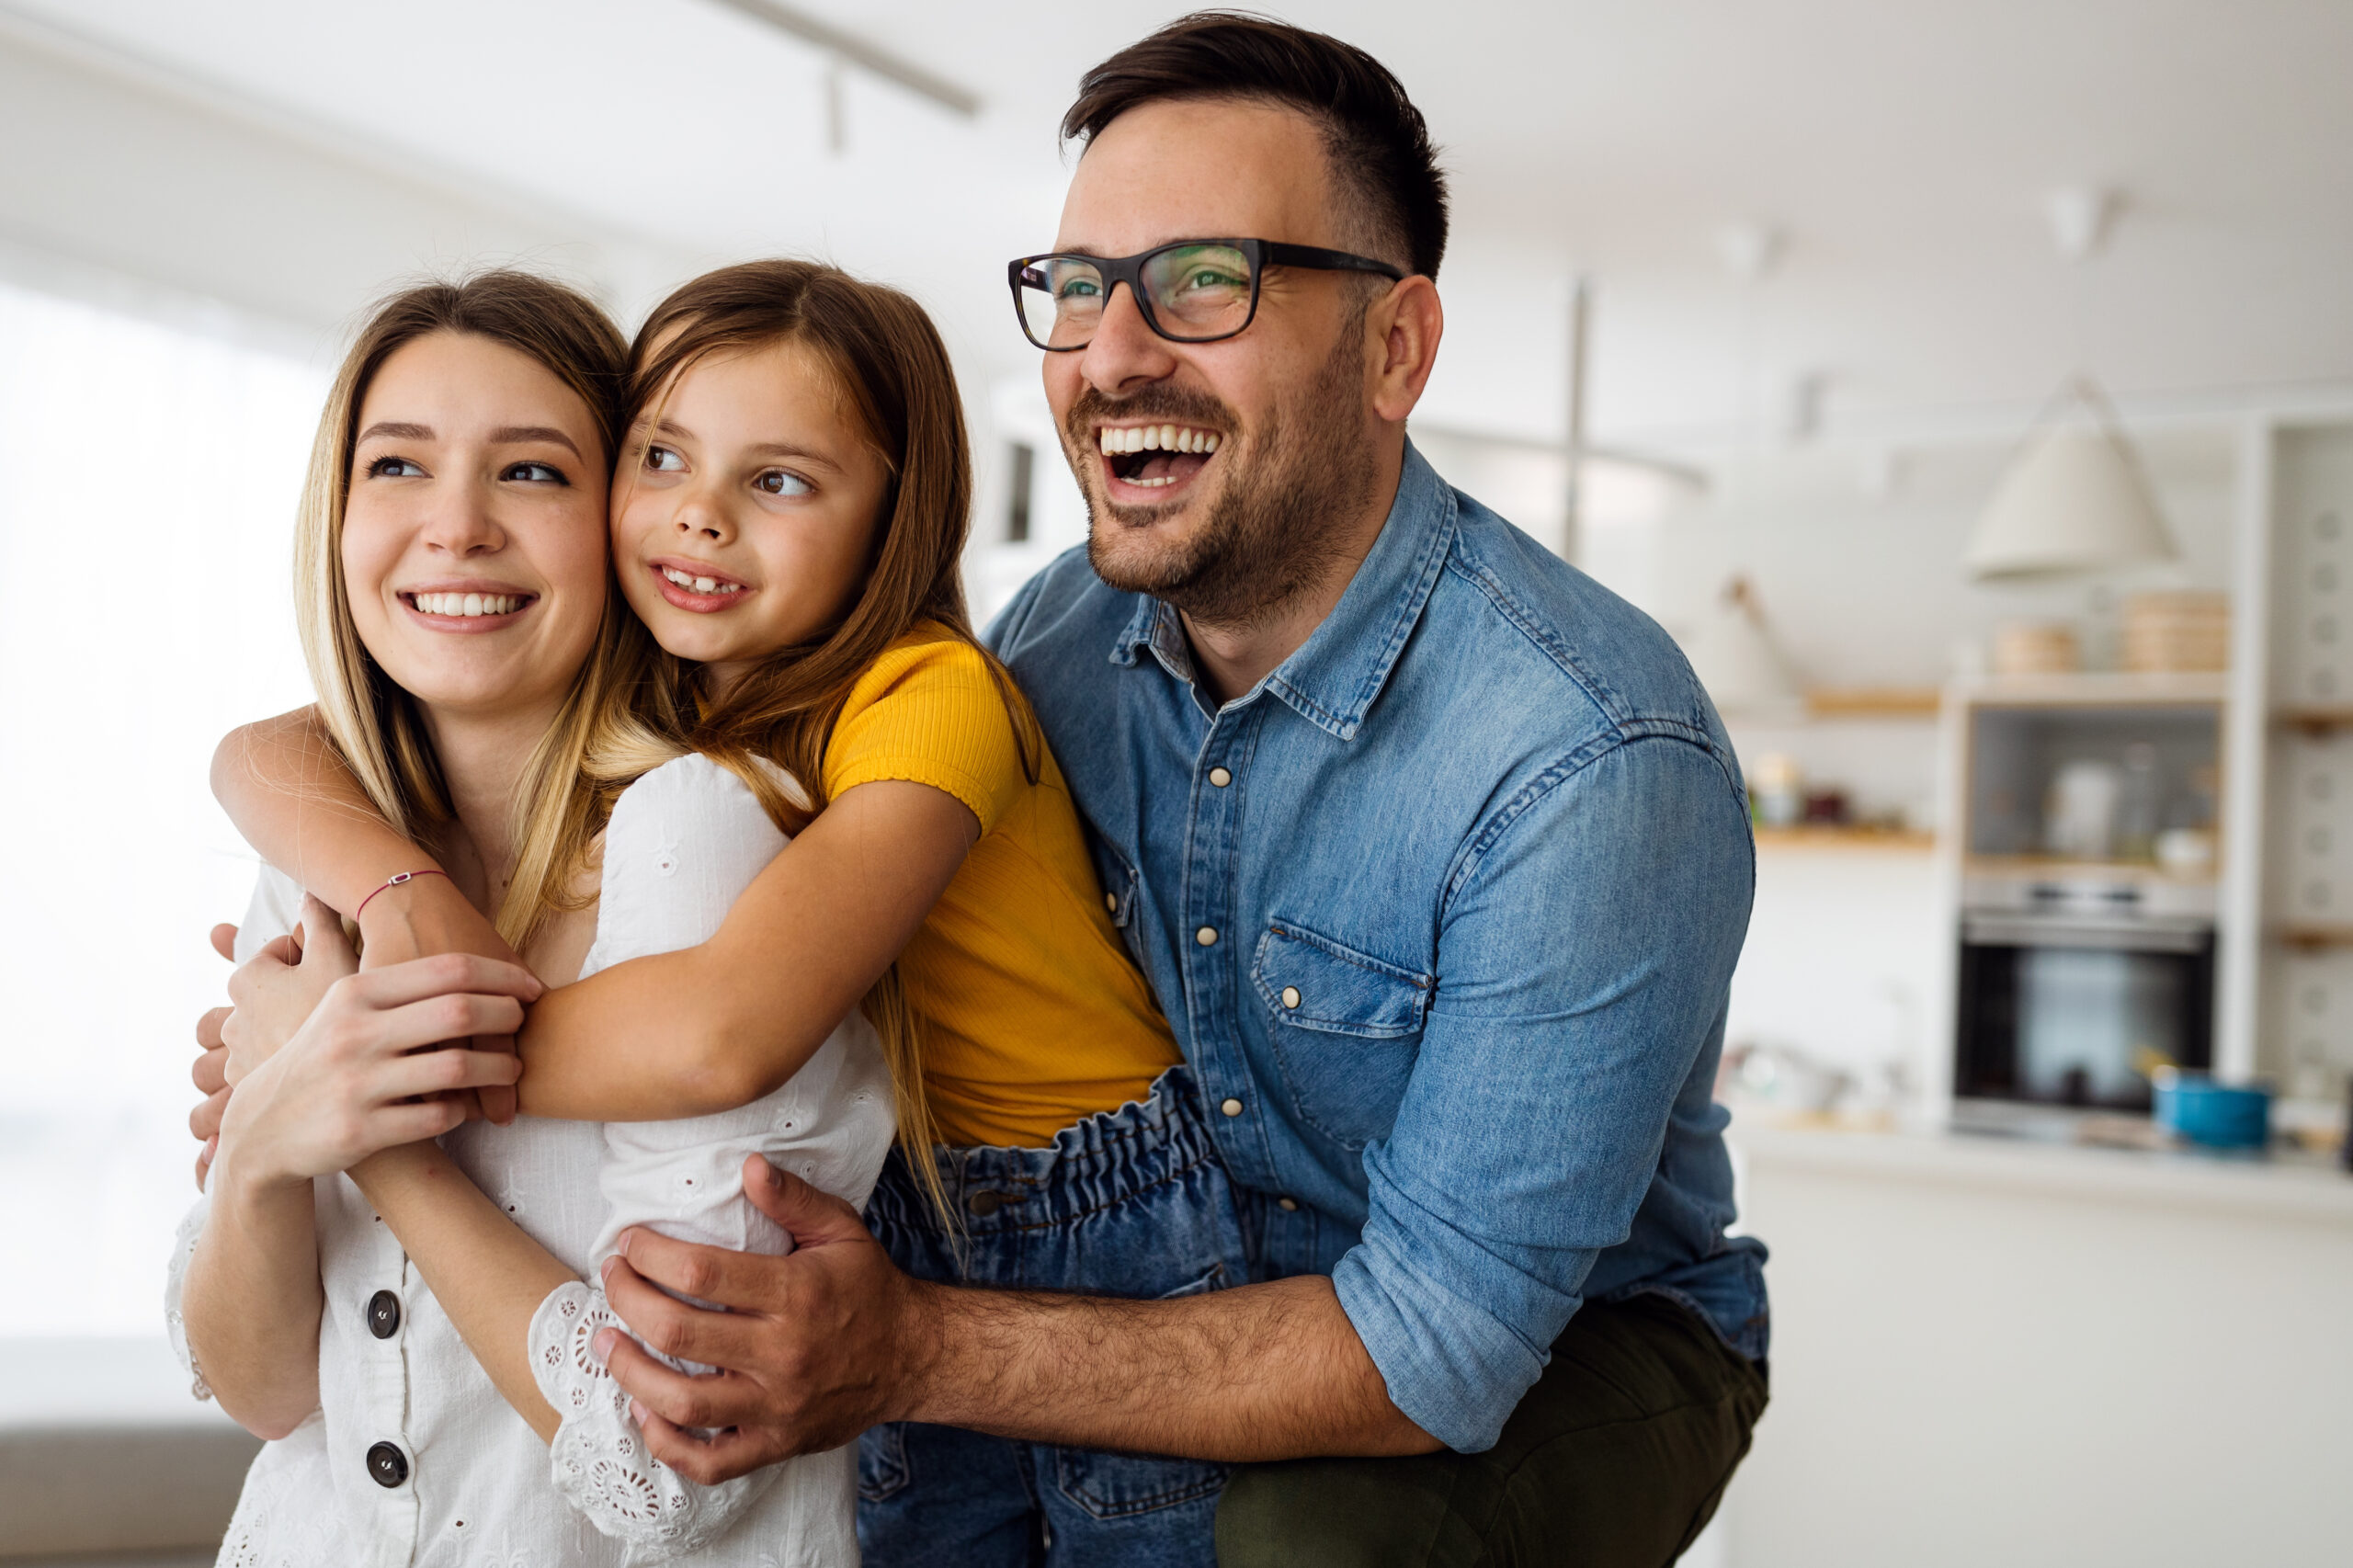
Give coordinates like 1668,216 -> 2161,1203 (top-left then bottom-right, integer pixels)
214,954 -> 542,1193
222,895 -> 356,1086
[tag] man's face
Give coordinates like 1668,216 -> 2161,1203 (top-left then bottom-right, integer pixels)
1044,97 -> 1383,624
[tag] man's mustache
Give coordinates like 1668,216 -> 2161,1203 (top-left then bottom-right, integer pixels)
1063,387 -> 1237,446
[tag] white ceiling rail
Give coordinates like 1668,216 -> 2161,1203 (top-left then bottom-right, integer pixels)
701,0 -> 982,119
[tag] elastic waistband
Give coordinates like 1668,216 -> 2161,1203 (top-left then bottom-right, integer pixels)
868,1064 -> 1221,1236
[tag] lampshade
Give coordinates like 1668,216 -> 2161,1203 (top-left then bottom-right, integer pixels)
1687,575 -> 1805,718
1965,381 -> 2176,580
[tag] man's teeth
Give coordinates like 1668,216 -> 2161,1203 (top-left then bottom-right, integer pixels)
413,592 -> 522,618
1095,425 -> 1222,458
663,567 -> 744,594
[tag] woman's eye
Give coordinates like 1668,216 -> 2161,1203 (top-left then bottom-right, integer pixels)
367,456 -> 426,478
502,460 -> 567,484
755,469 -> 813,497
642,445 -> 686,473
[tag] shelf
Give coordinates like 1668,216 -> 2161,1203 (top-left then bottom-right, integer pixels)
1756,824 -> 1935,852
2274,707 -> 2353,736
1803,687 -> 1942,719
1956,671 -> 2229,708
1962,854 -> 2216,885
2278,924 -> 2353,951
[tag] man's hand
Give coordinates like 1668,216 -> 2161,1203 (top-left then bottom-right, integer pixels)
597,1155 -> 928,1483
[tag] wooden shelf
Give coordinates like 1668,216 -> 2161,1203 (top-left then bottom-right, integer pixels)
1957,672 -> 2229,708
1961,854 -> 2216,885
2274,707 -> 2353,736
1803,687 -> 1942,719
1756,824 -> 1935,852
2277,924 -> 2353,951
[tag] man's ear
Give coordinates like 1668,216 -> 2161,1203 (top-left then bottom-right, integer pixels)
1369,276 -> 1442,426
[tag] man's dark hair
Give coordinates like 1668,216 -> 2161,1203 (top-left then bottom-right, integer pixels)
1062,11 -> 1449,280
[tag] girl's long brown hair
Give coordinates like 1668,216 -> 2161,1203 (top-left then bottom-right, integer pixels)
290,271 -> 662,949
596,259 -> 1038,1206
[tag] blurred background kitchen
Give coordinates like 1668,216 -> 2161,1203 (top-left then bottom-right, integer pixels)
2,2 -> 2348,1563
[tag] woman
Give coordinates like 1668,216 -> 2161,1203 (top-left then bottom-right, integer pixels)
175,270 -> 892,1565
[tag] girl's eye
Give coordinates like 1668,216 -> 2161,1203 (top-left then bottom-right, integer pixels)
643,445 -> 686,473
755,469 -> 813,497
502,460 -> 567,484
368,456 -> 426,478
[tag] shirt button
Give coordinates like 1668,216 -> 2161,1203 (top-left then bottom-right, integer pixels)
1209,767 -> 1233,788
1220,1097 -> 1244,1118
965,1189 -> 1003,1217
366,1290 -> 401,1340
1278,1197 -> 1300,1212
1196,926 -> 1218,947
1104,892 -> 1118,913
367,1440 -> 409,1488
1280,986 -> 1302,1009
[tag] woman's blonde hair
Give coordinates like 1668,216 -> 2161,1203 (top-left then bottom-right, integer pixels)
597,259 -> 1040,1212
292,270 -> 659,949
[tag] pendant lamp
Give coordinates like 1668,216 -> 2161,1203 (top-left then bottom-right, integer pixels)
1687,575 -> 1806,718
1964,376 -> 2176,581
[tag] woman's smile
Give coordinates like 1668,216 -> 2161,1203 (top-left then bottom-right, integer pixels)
398,577 -> 540,631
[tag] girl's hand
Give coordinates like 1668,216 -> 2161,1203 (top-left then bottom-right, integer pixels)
214,954 -> 541,1192
358,873 -> 525,1126
222,895 -> 356,1086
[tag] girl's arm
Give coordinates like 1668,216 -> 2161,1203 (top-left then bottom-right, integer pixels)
211,709 -> 517,969
515,778 -> 977,1121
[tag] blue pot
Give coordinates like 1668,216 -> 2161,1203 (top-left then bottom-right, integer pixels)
2152,1070 -> 2272,1149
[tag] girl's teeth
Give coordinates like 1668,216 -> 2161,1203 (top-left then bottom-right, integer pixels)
415,593 -> 520,617
661,567 -> 742,594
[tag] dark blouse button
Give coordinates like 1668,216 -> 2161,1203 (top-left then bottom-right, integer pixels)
366,1440 -> 408,1488
366,1290 -> 402,1340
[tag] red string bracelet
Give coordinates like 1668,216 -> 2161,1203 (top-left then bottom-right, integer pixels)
354,869 -> 450,922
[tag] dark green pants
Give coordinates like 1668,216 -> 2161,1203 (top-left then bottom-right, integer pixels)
1215,1295 -> 1767,1568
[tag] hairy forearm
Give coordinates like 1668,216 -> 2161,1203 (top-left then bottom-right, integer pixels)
348,1144 -> 572,1442
906,1274 -> 1440,1463
181,1162 -> 323,1440
211,709 -> 438,914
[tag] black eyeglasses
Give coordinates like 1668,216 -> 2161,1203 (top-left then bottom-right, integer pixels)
1008,239 -> 1405,351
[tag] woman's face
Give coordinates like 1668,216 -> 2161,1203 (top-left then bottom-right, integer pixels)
610,338 -> 892,693
342,332 -> 610,727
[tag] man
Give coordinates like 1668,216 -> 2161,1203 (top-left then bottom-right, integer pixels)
585,15 -> 1768,1565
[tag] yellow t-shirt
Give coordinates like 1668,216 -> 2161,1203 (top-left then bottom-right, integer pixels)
822,626 -> 1180,1148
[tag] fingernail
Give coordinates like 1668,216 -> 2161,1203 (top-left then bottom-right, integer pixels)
593,1327 -> 618,1359
600,1256 -> 619,1283
629,1398 -> 647,1427
614,1229 -> 632,1257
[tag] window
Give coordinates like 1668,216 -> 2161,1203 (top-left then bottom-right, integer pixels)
0,278 -> 322,1335
1006,440 -> 1035,543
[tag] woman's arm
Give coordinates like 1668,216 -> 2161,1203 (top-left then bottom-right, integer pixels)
516,778 -> 976,1121
346,1144 -> 572,1441
181,954 -> 533,1437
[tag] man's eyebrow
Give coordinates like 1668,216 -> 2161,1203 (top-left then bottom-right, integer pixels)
356,421 -> 432,444
491,426 -> 582,457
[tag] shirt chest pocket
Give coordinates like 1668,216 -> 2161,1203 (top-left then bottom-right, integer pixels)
1252,919 -> 1433,1149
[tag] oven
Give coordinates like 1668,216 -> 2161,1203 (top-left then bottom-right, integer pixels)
1955,885 -> 2215,1113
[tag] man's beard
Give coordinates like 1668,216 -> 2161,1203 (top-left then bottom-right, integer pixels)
1065,324 -> 1378,631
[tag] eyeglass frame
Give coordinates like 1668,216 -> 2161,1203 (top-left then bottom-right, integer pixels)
1006,238 -> 1407,351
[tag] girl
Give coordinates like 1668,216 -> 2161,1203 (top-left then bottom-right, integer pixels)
206,261 -> 1246,1565
175,270 -> 893,1566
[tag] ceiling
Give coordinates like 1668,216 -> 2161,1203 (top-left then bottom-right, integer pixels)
11,0 -> 2353,453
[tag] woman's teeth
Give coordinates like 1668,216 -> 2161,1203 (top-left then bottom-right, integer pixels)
1096,424 -> 1222,457
413,592 -> 523,618
664,567 -> 744,594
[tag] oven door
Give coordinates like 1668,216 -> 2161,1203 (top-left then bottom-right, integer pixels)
1956,914 -> 2215,1111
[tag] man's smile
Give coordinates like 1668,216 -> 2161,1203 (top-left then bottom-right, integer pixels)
1097,421 -> 1222,499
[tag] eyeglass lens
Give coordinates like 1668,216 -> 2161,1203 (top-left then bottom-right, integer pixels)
1018,244 -> 1254,347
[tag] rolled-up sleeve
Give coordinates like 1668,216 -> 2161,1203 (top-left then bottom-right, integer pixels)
1331,733 -> 1754,1451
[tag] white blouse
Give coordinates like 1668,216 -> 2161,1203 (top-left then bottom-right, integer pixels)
166,755 -> 896,1567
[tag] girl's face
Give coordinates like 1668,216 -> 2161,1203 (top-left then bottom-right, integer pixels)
611,338 -> 892,690
342,332 -> 609,727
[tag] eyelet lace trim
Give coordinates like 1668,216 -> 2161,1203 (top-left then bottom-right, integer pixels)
529,1281 -> 771,1559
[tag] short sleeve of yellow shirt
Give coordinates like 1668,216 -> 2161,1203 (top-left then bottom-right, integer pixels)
821,627 -> 1180,1148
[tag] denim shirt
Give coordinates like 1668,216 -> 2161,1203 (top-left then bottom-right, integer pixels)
986,442 -> 1767,1453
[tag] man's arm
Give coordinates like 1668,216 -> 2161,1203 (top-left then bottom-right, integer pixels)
596,1157 -> 1438,1483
